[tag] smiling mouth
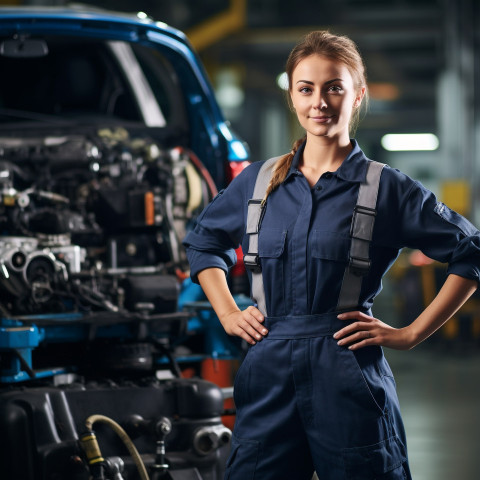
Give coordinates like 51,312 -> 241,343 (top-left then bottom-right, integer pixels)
310,115 -> 333,122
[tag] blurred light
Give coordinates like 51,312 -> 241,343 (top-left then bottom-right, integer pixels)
381,134 -> 439,151
137,11 -> 148,19
368,82 -> 400,101
217,84 -> 244,109
277,72 -> 289,91
215,69 -> 244,109
229,140 -> 249,161
218,122 -> 233,141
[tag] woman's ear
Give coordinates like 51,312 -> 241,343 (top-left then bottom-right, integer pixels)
353,86 -> 366,108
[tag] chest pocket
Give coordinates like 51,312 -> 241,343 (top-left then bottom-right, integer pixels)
258,228 -> 287,314
258,228 -> 287,258
311,230 -> 350,262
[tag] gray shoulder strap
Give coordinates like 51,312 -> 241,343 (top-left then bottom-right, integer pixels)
337,160 -> 385,310
244,156 -> 280,316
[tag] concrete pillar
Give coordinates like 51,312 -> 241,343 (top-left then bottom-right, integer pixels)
437,0 -> 478,222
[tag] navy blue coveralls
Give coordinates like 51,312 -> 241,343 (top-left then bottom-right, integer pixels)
183,140 -> 480,479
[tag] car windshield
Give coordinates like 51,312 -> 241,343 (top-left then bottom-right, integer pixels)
0,35 -> 181,127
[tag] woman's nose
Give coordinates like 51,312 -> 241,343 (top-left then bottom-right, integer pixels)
313,93 -> 328,109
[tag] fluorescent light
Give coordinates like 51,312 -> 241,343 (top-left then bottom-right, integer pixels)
381,133 -> 439,151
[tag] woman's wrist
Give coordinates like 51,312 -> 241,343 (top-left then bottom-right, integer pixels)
398,325 -> 420,350
218,308 -> 241,327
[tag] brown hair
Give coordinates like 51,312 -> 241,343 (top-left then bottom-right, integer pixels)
264,30 -> 368,201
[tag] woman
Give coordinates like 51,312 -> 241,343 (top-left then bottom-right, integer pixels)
183,31 -> 480,479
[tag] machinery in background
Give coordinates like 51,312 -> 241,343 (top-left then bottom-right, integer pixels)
0,125 -> 243,479
0,6 -> 255,477
0,378 -> 232,480
0,130 -> 196,318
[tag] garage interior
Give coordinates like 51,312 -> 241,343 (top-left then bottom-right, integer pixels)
3,1 -> 480,479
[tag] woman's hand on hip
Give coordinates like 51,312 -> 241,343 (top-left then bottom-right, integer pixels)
333,311 -> 415,351
220,306 -> 268,345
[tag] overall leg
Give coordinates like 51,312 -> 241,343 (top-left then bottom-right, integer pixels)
296,336 -> 411,479
225,338 -> 315,480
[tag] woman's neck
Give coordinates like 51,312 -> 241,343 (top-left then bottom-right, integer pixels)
299,136 -> 353,186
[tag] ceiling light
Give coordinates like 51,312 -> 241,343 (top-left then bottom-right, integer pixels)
381,134 -> 439,151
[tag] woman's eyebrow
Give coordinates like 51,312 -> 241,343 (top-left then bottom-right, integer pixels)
296,78 -> 343,85
325,78 -> 343,84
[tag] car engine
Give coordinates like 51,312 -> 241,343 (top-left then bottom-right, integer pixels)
0,126 -> 234,480
0,126 -> 214,318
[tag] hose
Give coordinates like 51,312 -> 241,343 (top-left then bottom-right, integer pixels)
176,146 -> 218,198
83,414 -> 150,480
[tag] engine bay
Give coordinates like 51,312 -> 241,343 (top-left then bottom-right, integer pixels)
0,126 -> 213,319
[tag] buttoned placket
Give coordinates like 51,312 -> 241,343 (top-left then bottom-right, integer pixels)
289,170 -> 312,315
307,171 -> 336,311
290,169 -> 337,314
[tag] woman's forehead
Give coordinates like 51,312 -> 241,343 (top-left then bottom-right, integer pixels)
292,55 -> 352,82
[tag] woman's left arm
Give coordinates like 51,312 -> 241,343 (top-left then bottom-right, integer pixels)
334,274 -> 478,350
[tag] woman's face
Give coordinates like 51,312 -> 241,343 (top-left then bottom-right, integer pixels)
289,54 -> 364,142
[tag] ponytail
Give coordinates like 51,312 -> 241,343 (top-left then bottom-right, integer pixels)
263,136 -> 306,203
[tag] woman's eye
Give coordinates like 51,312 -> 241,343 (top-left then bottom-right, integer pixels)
299,87 -> 311,94
328,85 -> 343,93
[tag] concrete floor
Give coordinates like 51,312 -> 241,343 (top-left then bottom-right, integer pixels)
384,343 -> 480,480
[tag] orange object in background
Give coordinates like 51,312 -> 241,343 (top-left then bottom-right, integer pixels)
144,191 -> 155,225
201,358 -> 239,430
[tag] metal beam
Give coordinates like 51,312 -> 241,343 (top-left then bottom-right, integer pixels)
186,0 -> 246,51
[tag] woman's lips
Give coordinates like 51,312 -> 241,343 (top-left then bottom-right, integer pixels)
310,115 -> 333,123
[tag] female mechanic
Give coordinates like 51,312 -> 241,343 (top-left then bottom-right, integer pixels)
183,30 -> 480,480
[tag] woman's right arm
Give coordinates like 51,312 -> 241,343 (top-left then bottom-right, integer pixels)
197,267 -> 268,345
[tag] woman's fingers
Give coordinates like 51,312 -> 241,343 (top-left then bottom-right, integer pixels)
334,311 -> 374,340
334,311 -> 380,350
336,329 -> 375,348
334,310 -> 410,350
223,306 -> 268,345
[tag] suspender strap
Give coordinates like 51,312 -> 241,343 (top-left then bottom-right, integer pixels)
337,161 -> 385,310
244,156 -> 280,316
245,157 -> 384,315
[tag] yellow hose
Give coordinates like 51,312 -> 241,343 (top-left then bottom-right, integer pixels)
85,414 -> 150,480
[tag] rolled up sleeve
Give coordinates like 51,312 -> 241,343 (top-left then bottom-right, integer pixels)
182,163 -> 259,284
400,180 -> 480,284
185,247 -> 237,283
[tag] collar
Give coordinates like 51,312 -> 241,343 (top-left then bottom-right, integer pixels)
285,139 -> 369,184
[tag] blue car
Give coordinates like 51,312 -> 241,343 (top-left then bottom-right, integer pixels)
0,6 -> 249,480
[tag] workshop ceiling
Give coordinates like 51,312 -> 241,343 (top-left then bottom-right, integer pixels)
49,0 -> 480,141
